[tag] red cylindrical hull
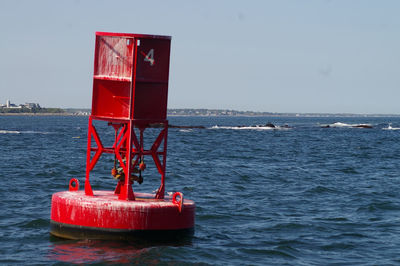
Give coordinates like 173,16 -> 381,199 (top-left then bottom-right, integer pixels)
50,191 -> 195,240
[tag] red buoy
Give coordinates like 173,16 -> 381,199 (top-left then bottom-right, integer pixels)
50,32 -> 195,240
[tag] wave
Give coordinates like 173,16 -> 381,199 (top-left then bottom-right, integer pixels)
331,122 -> 352,127
22,131 -> 52,134
20,218 -> 49,228
324,122 -> 400,130
0,130 -> 21,134
210,125 -> 290,130
321,122 -> 373,128
0,129 -> 51,134
383,123 -> 400,130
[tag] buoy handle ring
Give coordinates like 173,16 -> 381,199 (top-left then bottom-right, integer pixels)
69,178 -> 80,191
172,192 -> 184,213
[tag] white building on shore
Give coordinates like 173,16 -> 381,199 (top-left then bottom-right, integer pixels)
0,100 -> 40,109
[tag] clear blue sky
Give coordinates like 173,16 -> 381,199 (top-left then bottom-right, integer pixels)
0,0 -> 399,114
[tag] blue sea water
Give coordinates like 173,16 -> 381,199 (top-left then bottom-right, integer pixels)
1,115 -> 400,265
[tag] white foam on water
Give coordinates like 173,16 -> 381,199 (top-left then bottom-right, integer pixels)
383,124 -> 400,130
0,130 -> 52,134
210,125 -> 290,130
23,131 -> 51,134
331,122 -> 352,127
324,122 -> 373,128
0,130 -> 20,134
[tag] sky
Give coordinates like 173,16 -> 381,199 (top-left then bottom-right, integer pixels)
0,0 -> 399,114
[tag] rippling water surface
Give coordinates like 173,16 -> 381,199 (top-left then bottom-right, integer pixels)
1,115 -> 400,265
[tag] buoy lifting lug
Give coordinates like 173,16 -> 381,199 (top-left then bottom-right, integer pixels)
69,178 -> 79,191
172,192 -> 184,213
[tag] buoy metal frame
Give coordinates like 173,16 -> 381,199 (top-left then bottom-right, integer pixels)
84,117 -> 169,201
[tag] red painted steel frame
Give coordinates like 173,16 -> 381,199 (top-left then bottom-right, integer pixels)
85,32 -> 171,201
85,119 -> 168,200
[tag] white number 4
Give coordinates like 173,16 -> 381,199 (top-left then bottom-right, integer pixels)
144,49 -> 154,66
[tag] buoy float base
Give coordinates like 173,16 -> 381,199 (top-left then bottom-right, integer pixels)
50,191 -> 195,241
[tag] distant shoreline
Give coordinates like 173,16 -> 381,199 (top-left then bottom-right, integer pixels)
1,108 -> 399,117
0,113 -> 75,116
1,113 -> 400,118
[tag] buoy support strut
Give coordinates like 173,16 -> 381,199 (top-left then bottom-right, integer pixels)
84,118 -> 168,201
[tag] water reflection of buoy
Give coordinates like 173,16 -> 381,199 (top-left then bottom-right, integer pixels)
50,32 -> 195,240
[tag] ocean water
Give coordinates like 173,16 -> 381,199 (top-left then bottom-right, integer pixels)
1,115 -> 400,265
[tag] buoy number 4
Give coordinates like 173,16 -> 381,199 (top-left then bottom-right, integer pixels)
143,49 -> 154,66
